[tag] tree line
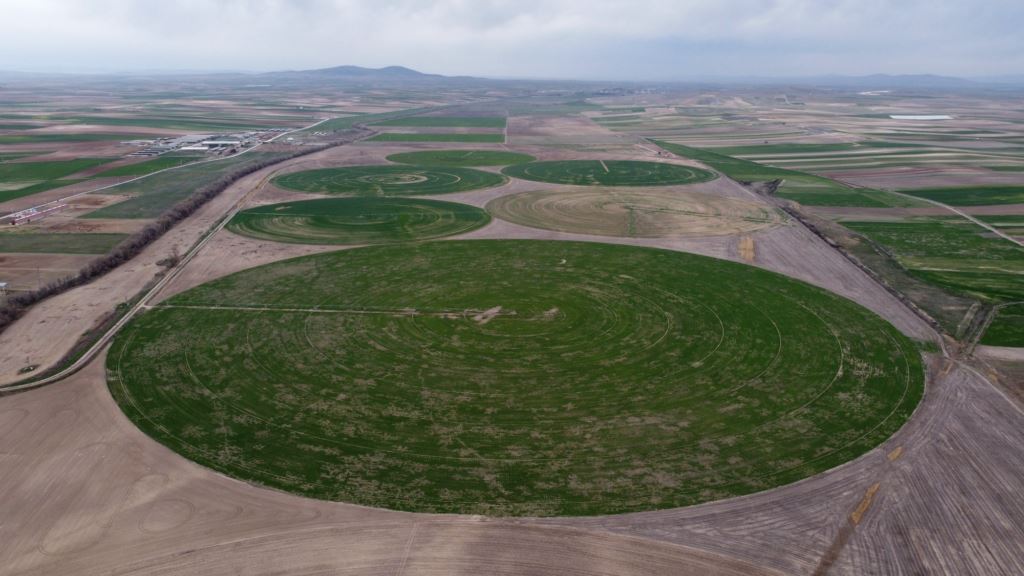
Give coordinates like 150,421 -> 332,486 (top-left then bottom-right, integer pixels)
0,141 -> 341,334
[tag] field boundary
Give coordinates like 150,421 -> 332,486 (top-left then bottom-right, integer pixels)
0,118 -> 375,393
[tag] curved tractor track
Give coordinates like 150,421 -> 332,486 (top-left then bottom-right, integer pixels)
487,188 -> 784,238
273,165 -> 506,196
387,149 -> 536,167
227,197 -> 491,245
109,240 -> 922,517
502,160 -> 717,187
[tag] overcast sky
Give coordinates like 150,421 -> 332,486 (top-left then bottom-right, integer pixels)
2,0 -> 1023,79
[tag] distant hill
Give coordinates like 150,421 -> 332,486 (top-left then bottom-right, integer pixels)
265,65 -> 464,84
299,65 -> 440,78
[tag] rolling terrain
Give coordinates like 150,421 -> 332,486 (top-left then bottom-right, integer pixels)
1,74 -> 1023,575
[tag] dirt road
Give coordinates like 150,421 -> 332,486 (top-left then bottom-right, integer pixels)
3,126 -> 1020,573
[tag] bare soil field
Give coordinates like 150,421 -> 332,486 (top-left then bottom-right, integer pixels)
824,166 -> 1024,190
0,252 -> 97,292
152,229 -> 346,302
486,188 -> 783,237
24,124 -> 188,137
508,115 -> 638,151
976,345 -> 1024,363
4,141 -> 134,161
964,203 -> 1024,216
974,347 -> 1024,405
43,217 -> 149,235
0,178 -> 121,215
810,203 -> 1024,221
0,144 -> 348,385
373,127 -> 503,135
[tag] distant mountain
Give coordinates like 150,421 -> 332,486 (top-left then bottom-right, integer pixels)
300,65 -> 439,78
265,65 -> 464,84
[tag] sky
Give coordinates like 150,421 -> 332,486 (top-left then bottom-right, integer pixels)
2,0 -> 1023,80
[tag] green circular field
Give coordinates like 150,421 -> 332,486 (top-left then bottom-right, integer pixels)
502,160 -> 716,187
387,150 -> 536,167
226,198 -> 490,245
487,189 -> 783,238
273,165 -> 506,196
109,240 -> 922,516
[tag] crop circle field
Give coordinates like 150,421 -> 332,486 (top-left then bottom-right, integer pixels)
226,197 -> 490,245
109,240 -> 922,516
273,165 -> 506,196
487,189 -> 784,238
502,160 -> 717,187
387,150 -> 536,167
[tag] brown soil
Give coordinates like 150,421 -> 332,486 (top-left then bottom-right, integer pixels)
738,236 -> 756,262
152,229 -> 346,303
0,145 -> 347,385
0,253 -> 97,292
25,124 -> 187,137
0,358 -> 772,576
825,166 -> 1024,190
6,117 -> 1024,574
0,178 -> 122,215
43,218 -> 146,235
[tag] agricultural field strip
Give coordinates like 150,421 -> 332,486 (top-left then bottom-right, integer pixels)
982,302 -> 1024,346
367,133 -> 506,143
299,107 -> 438,133
650,140 -> 861,192
371,116 -> 506,128
0,232 -> 128,254
0,115 -> 338,393
386,150 -> 535,166
0,116 -> 335,221
0,133 -> 155,144
744,154 -> 1024,165
740,150 -> 1024,163
886,189 -> 1024,249
58,115 -> 290,131
896,186 -> 1024,207
0,157 -> 114,181
93,155 -> 203,177
765,159 -> 1024,170
842,216 -> 1024,341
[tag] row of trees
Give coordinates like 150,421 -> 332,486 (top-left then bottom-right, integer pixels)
0,141 -> 339,333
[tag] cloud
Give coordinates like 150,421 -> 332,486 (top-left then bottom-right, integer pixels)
0,0 -> 1021,78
